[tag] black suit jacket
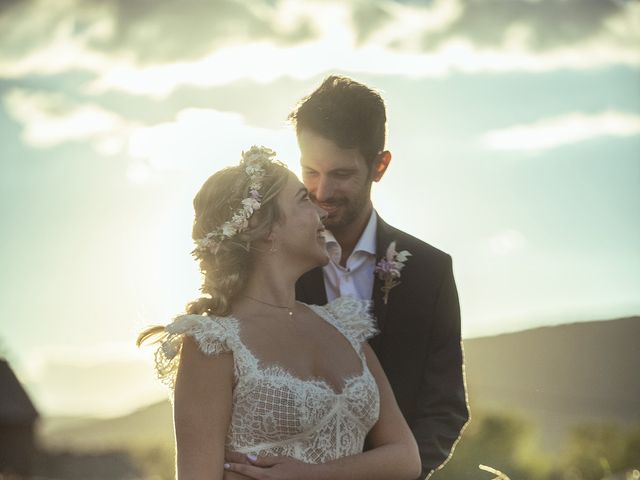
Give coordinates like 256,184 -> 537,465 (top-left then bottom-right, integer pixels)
296,215 -> 469,479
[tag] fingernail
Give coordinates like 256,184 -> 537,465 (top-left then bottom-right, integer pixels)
247,454 -> 258,461
224,463 -> 230,469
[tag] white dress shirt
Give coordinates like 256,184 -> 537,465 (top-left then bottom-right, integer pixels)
322,210 -> 377,302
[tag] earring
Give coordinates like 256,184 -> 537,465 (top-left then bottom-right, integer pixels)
269,237 -> 278,253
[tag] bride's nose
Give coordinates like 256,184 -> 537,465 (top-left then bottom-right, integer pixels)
316,204 -> 328,222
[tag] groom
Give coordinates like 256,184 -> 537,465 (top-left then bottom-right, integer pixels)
293,76 -> 469,479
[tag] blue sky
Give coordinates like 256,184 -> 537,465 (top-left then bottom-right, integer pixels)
0,0 -> 638,417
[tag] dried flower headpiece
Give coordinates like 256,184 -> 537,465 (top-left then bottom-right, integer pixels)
193,146 -> 276,255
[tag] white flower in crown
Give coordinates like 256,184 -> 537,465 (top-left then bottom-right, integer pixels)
241,196 -> 261,214
375,241 -> 412,304
244,147 -> 275,165
194,232 -> 217,252
246,165 -> 262,176
221,223 -> 238,237
232,212 -> 249,230
193,146 -> 276,256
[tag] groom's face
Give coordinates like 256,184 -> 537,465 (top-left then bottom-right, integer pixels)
298,129 -> 373,233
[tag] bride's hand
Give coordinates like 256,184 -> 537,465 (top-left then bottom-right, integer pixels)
223,451 -> 253,479
222,451 -> 253,479
224,454 -> 318,480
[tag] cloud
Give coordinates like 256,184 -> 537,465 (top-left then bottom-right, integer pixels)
0,0 -> 637,98
417,0 -> 628,52
351,0 -> 638,55
125,107 -> 300,185
84,0 -> 318,64
2,88 -> 299,184
370,0 -> 640,72
0,0 -> 317,76
353,0 -> 464,47
482,110 -> 640,152
0,0 -> 114,78
84,0 -> 640,97
2,88 -> 134,154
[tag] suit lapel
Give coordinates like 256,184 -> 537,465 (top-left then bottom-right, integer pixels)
372,215 -> 394,333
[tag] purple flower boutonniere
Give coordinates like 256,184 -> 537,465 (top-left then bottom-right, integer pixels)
375,241 -> 412,305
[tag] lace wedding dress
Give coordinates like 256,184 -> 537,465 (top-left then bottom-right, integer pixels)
154,296 -> 380,463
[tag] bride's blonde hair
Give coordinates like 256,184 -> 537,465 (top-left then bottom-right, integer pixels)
137,155 -> 289,347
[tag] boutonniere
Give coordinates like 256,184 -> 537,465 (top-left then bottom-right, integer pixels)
375,241 -> 412,304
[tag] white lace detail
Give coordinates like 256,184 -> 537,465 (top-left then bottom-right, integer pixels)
314,296 -> 379,344
154,297 -> 380,463
153,314 -> 238,390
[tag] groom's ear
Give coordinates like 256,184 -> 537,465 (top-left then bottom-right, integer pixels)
372,151 -> 391,182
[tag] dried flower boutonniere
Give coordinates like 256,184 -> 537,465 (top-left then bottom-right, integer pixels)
375,241 -> 411,304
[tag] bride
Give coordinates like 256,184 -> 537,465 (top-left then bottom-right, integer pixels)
138,146 -> 420,480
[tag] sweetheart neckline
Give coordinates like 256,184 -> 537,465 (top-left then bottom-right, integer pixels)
238,346 -> 372,396
222,302 -> 371,396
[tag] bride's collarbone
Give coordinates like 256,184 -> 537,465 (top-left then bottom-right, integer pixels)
237,312 -> 363,389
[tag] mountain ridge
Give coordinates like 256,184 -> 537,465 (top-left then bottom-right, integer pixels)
41,315 -> 640,450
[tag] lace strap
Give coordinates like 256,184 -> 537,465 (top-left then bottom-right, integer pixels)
320,296 -> 379,347
153,314 -> 239,390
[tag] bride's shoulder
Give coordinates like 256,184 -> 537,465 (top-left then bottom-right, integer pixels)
150,313 -> 239,390
164,313 -> 240,356
321,297 -> 379,343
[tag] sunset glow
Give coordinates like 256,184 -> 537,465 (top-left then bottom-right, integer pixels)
1,0 -> 638,418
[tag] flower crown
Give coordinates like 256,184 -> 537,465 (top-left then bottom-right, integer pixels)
193,146 -> 276,255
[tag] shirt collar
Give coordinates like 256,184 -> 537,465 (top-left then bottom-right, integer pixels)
323,209 -> 377,256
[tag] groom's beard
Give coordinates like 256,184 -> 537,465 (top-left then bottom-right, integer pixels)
313,185 -> 371,232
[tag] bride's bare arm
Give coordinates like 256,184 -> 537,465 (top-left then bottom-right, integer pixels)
225,342 -> 421,480
174,336 -> 236,480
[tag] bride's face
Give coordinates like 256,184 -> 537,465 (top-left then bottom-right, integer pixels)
271,173 -> 329,269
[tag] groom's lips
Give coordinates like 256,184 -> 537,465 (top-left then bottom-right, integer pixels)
318,202 -> 345,215
323,207 -> 338,215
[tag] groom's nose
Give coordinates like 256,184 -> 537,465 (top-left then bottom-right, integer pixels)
313,175 -> 335,202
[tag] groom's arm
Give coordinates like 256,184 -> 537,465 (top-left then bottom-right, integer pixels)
411,255 -> 469,479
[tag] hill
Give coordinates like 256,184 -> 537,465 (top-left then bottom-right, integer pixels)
40,316 -> 640,451
40,399 -> 173,450
463,315 -> 640,447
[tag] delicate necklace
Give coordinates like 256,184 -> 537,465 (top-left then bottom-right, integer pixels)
243,295 -> 295,319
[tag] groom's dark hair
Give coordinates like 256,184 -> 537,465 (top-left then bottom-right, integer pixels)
288,75 -> 387,169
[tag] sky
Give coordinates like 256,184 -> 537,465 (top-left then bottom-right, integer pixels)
0,0 -> 638,418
